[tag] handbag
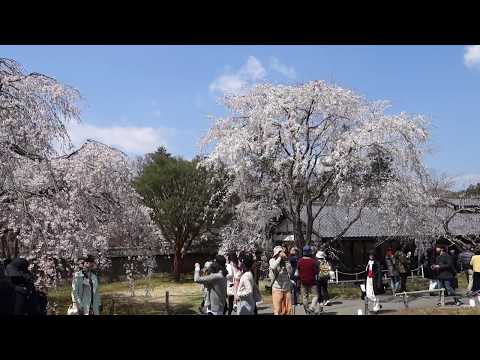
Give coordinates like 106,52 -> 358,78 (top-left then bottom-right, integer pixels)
67,303 -> 79,315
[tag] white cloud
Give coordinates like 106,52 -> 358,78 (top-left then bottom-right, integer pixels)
451,173 -> 480,191
269,57 -> 296,79
66,122 -> 172,155
464,45 -> 480,68
209,56 -> 266,94
240,56 -> 267,80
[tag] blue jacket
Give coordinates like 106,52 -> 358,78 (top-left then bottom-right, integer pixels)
71,271 -> 101,315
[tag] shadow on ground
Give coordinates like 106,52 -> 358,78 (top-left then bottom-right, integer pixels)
326,301 -> 342,306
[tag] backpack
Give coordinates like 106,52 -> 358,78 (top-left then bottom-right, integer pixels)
318,260 -> 331,279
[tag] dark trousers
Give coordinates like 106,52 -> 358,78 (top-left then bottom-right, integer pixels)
223,295 -> 235,315
317,278 -> 329,303
438,278 -> 459,302
399,273 -> 408,292
291,279 -> 300,305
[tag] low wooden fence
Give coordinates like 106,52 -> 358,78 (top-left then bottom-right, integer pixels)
107,291 -> 203,315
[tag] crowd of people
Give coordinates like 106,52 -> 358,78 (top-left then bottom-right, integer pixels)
194,251 -> 262,315
195,244 -> 335,315
425,245 -> 480,302
372,243 -> 480,310
2,242 -> 480,316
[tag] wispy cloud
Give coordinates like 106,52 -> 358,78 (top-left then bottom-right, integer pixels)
209,56 -> 266,94
464,45 -> 480,68
269,56 -> 296,79
209,56 -> 299,95
66,122 -> 173,155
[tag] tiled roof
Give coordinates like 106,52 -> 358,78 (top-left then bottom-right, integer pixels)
297,205 -> 480,238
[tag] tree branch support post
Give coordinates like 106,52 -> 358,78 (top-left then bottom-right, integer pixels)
110,298 -> 116,315
165,291 -> 170,314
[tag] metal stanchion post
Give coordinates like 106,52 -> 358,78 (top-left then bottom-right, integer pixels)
336,269 -> 339,284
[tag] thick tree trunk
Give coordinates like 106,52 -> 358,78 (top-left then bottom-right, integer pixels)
0,231 -> 6,258
0,230 -> 18,259
306,201 -> 313,245
293,198 -> 305,249
294,218 -> 305,249
172,245 -> 183,282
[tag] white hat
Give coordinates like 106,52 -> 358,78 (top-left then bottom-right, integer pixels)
316,251 -> 326,259
203,261 -> 213,269
273,246 -> 284,257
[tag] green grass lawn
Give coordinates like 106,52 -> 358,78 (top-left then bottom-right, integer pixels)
48,273 -> 204,315
47,273 -> 474,315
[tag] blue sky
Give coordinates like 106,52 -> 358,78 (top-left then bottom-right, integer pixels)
2,45 -> 480,189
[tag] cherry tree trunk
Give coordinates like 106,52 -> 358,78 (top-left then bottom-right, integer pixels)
305,201 -> 314,245
172,246 -> 183,282
294,219 -> 305,249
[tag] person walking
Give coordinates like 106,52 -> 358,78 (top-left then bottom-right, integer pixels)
236,254 -> 261,315
385,247 -> 400,294
288,247 -> 300,307
449,248 -> 459,291
194,255 -> 228,315
432,246 -> 463,306
394,246 -> 410,292
198,261 -> 213,314
225,253 -> 241,315
70,255 -> 102,315
297,245 -> 321,315
364,250 -> 383,313
316,251 -> 331,306
458,246 -> 475,294
252,251 -> 263,315
269,246 -> 293,315
470,247 -> 480,295
424,246 -> 438,295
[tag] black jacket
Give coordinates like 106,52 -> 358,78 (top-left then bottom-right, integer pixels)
0,277 -> 15,315
423,250 -> 437,280
435,253 -> 456,280
288,255 -> 299,280
5,258 -> 47,315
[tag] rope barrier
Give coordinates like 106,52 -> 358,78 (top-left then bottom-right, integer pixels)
335,266 -> 422,277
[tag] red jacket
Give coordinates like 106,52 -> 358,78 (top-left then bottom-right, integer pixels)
297,257 -> 318,286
